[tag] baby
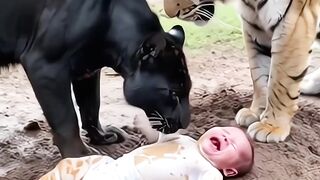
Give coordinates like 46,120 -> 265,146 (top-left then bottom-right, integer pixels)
40,114 -> 254,180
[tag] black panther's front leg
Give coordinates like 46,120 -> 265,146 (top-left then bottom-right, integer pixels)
22,54 -> 91,158
72,70 -> 125,145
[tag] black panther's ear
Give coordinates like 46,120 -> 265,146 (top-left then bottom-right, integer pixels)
168,25 -> 185,47
138,33 -> 167,63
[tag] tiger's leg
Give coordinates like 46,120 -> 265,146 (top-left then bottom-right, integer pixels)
248,0 -> 319,142
235,28 -> 271,127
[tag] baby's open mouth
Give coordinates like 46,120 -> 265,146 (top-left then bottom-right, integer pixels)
210,137 -> 221,151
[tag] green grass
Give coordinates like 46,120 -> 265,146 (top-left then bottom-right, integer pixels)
150,3 -> 244,53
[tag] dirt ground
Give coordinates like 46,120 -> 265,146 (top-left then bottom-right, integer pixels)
1,3 -> 320,180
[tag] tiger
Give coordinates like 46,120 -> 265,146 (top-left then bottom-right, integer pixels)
162,0 -> 320,143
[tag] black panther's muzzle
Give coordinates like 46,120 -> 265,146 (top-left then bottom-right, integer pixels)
146,110 -> 182,134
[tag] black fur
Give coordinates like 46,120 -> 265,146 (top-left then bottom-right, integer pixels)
0,0 -> 191,157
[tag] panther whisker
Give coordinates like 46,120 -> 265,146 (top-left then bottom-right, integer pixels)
158,126 -> 165,132
154,110 -> 170,128
149,117 -> 165,121
150,121 -> 163,126
163,117 -> 170,128
153,110 -> 165,120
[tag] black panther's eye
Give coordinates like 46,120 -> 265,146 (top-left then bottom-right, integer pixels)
169,90 -> 180,105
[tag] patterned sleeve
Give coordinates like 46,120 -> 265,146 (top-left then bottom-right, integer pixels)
39,155 -> 105,180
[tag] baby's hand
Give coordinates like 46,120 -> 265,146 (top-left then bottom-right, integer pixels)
132,111 -> 181,144
133,112 -> 159,144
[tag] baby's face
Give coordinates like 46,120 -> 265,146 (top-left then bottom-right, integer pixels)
198,127 -> 252,175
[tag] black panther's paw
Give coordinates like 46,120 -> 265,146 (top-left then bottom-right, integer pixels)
85,144 -> 101,155
86,125 -> 126,145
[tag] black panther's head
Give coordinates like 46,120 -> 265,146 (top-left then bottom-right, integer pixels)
123,25 -> 191,134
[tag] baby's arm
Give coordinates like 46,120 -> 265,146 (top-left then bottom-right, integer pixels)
39,155 -> 106,180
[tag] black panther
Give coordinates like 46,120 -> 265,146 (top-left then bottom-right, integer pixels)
0,0 -> 191,157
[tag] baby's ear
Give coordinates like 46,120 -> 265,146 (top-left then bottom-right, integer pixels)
223,168 -> 238,177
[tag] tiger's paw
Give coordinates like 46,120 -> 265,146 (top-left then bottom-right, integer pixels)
235,108 -> 260,127
247,121 -> 290,143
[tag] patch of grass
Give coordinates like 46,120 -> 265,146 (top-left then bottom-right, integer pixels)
150,3 -> 244,53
